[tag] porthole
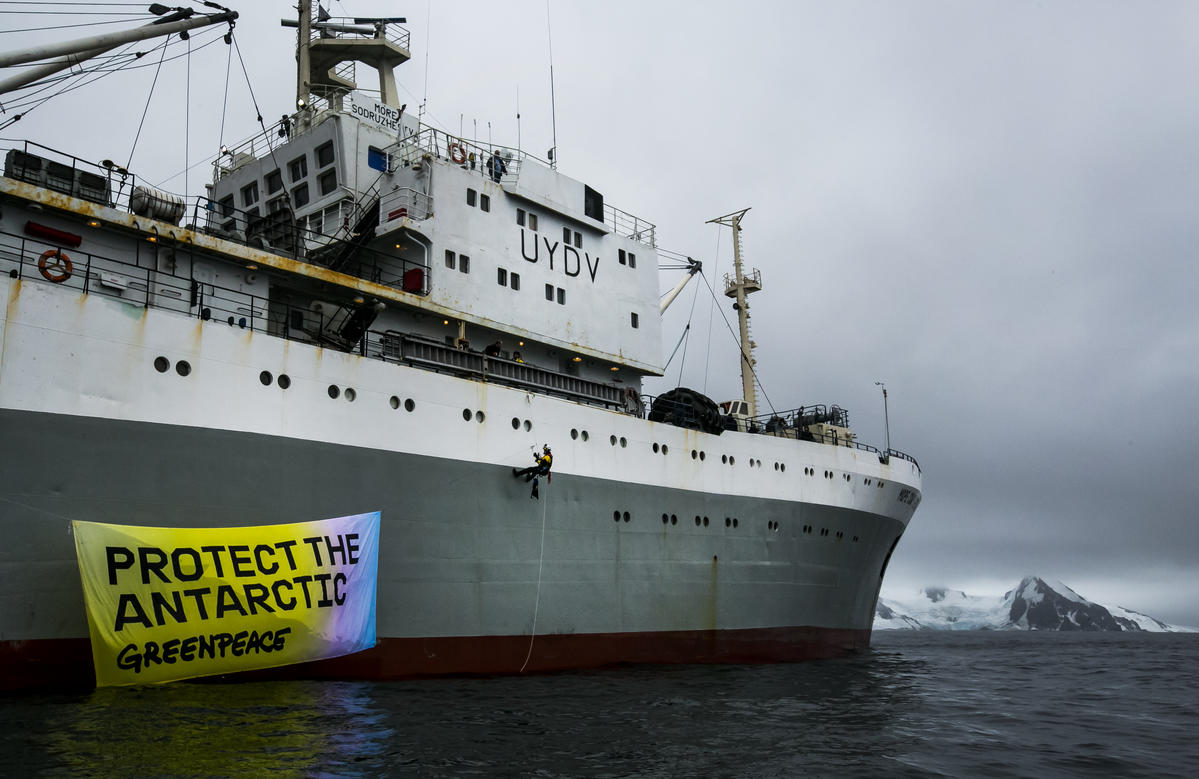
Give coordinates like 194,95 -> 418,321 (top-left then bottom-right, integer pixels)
852,535 -> 859,542
780,463 -> 785,473
703,516 -> 709,527
462,409 -> 472,421
620,437 -> 627,448
699,451 -> 705,461
475,410 -> 485,423
571,429 -> 579,440
390,396 -> 400,409
694,515 -> 701,526
278,374 -> 291,389
836,531 -> 844,539
725,517 -> 731,527
661,444 -> 668,455
513,417 -> 521,430
721,454 -> 728,464
154,356 -> 169,373
328,384 -> 340,399
176,360 -> 191,377
662,513 -> 669,525
614,510 -> 621,523
733,518 -> 738,528
670,514 -> 677,525
610,435 -> 618,446
524,420 -> 532,432
878,481 -> 885,488
623,511 -> 630,523
774,462 -> 779,471
653,443 -> 660,453
691,449 -> 698,460
729,456 -> 735,465
344,388 -> 356,402
404,398 -> 416,412
582,430 -> 590,442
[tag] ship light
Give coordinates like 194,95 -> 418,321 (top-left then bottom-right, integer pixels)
610,366 -> 620,371
442,319 -> 449,325
572,356 -> 582,363
87,220 -> 101,228
245,263 -> 257,270
353,296 -> 364,304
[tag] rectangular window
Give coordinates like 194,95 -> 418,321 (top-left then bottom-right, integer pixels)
517,208 -> 525,226
480,193 -> 490,212
497,267 -> 508,286
367,146 -> 387,172
545,283 -> 554,301
318,169 -> 338,196
631,312 -> 639,328
467,188 -> 477,207
291,183 -> 309,208
241,181 -> 259,207
459,255 -> 470,273
315,141 -> 335,169
288,155 -> 307,183
628,252 -> 636,268
265,169 -> 283,194
528,213 -> 538,231
557,287 -> 565,305
268,195 -> 289,214
563,226 -> 571,244
618,249 -> 626,265
218,195 -> 234,218
445,250 -> 456,269
574,231 -> 582,248
510,272 -> 520,290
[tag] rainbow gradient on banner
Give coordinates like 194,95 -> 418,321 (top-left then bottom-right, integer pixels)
72,512 -> 380,687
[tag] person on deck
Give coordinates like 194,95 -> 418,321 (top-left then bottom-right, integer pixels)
485,340 -> 503,357
489,150 -> 507,183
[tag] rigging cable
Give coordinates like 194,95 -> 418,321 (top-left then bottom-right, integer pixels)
698,270 -> 777,416
703,227 -> 722,395
184,33 -> 190,198
216,23 -> 232,158
674,273 -> 702,387
519,490 -> 550,673
125,31 -> 171,169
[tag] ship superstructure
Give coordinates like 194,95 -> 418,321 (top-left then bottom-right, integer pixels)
0,4 -> 921,690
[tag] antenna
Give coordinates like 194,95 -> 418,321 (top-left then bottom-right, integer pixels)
516,84 -> 522,155
546,0 -> 558,168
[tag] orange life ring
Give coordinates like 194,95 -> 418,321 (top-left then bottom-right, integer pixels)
38,249 -> 73,283
448,141 -> 467,164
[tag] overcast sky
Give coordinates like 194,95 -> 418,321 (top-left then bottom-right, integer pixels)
7,1 -> 1199,625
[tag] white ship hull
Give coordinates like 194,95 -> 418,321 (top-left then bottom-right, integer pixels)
0,273 -> 919,688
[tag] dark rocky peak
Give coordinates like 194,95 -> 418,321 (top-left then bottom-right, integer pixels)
1004,576 -> 1129,631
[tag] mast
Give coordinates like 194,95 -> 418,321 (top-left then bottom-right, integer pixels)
708,208 -> 762,418
297,0 -> 313,108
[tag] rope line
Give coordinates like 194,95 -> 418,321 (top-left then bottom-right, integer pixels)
125,31 -> 170,169
519,492 -> 549,673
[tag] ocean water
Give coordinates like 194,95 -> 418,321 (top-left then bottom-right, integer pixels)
2,631 -> 1196,777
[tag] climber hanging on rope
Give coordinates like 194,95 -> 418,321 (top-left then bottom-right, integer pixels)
512,444 -> 553,499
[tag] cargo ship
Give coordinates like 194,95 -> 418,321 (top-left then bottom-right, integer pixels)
0,3 -> 921,689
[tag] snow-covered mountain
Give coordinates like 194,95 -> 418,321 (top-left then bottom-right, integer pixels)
875,576 -> 1193,632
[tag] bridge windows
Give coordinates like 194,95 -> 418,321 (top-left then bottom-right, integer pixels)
467,188 -> 477,207
265,169 -> 282,194
445,250 -> 456,270
618,249 -> 637,268
497,268 -> 507,286
631,312 -> 639,329
518,208 -> 538,229
480,193 -> 491,212
241,181 -> 258,208
292,183 -> 309,208
315,141 -> 335,169
288,155 -> 307,182
318,169 -> 337,196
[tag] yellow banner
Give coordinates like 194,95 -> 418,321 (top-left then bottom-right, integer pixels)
72,512 -> 380,687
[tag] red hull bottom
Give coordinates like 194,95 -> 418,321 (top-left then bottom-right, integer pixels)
0,627 -> 872,691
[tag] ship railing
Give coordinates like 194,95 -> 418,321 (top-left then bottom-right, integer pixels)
307,16 -> 410,51
379,187 -> 432,224
389,127 -> 529,186
605,204 -> 656,248
363,331 -> 624,409
4,140 -> 132,211
0,228 -> 624,411
636,392 -> 920,471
